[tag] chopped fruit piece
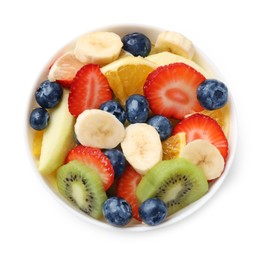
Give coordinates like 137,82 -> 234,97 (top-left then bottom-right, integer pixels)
118,49 -> 133,58
65,145 -> 114,191
68,64 -> 112,117
144,63 -> 206,119
173,113 -> 228,160
101,56 -> 156,105
32,130 -> 43,157
136,159 -> 208,216
146,51 -> 212,78
48,52 -> 63,70
200,103 -> 230,138
56,79 -> 73,88
122,32 -> 151,57
48,51 -> 86,87
162,132 -> 186,160
116,165 -> 142,221
38,90 -> 75,175
57,160 -> 107,219
121,123 -> 162,175
154,31 -> 195,59
74,32 -> 123,65
180,139 -> 225,181
74,109 -> 125,149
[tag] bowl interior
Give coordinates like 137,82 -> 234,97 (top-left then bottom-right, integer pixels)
26,24 -> 237,231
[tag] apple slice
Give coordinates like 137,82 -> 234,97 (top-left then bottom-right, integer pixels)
38,90 -> 75,175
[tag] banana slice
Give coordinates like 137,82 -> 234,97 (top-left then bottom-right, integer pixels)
180,139 -> 224,180
75,109 -> 125,149
121,123 -> 162,175
154,31 -> 195,59
74,32 -> 123,65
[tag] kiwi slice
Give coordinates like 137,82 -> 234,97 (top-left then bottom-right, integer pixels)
57,160 -> 107,219
136,158 -> 208,216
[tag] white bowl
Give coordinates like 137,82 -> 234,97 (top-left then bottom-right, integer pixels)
25,24 -> 238,231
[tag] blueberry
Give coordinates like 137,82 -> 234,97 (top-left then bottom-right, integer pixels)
122,32 -> 151,57
35,80 -> 63,108
126,94 -> 149,123
99,100 -> 126,124
197,79 -> 228,110
104,149 -> 126,178
102,197 -> 132,227
138,198 -> 167,226
29,107 -> 50,130
147,115 -> 173,141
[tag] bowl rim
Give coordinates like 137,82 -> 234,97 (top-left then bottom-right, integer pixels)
25,23 -> 238,232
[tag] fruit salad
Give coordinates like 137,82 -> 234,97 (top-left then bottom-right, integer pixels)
29,28 -> 231,228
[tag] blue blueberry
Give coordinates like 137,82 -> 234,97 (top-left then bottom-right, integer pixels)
29,107 -> 50,130
102,197 -> 132,227
99,100 -> 126,124
35,80 -> 63,108
104,149 -> 126,178
197,79 -> 228,110
147,115 -> 173,141
126,94 -> 149,123
122,32 -> 151,57
138,198 -> 167,226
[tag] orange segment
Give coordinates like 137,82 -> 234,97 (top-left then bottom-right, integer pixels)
201,103 -> 230,138
48,51 -> 86,83
32,130 -> 43,158
101,56 -> 157,105
162,132 -> 186,160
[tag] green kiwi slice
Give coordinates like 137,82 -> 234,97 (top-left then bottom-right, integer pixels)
56,160 -> 107,219
136,158 -> 208,216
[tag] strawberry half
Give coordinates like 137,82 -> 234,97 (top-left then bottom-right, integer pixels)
116,165 -> 142,221
173,113 -> 228,160
68,64 -> 112,117
144,62 -> 206,119
65,145 -> 114,191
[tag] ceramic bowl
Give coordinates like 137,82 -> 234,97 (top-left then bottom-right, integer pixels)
26,24 -> 237,231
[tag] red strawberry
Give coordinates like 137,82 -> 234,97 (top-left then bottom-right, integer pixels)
144,63 -> 206,119
65,145 -> 114,190
68,64 -> 112,117
56,79 -> 73,88
173,113 -> 228,160
116,165 -> 142,221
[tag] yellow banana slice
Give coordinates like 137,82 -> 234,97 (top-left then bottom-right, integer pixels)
75,109 -> 125,149
74,32 -> 123,65
180,139 -> 224,180
121,123 -> 162,175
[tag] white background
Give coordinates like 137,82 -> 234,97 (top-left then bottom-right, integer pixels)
1,0 -> 267,259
